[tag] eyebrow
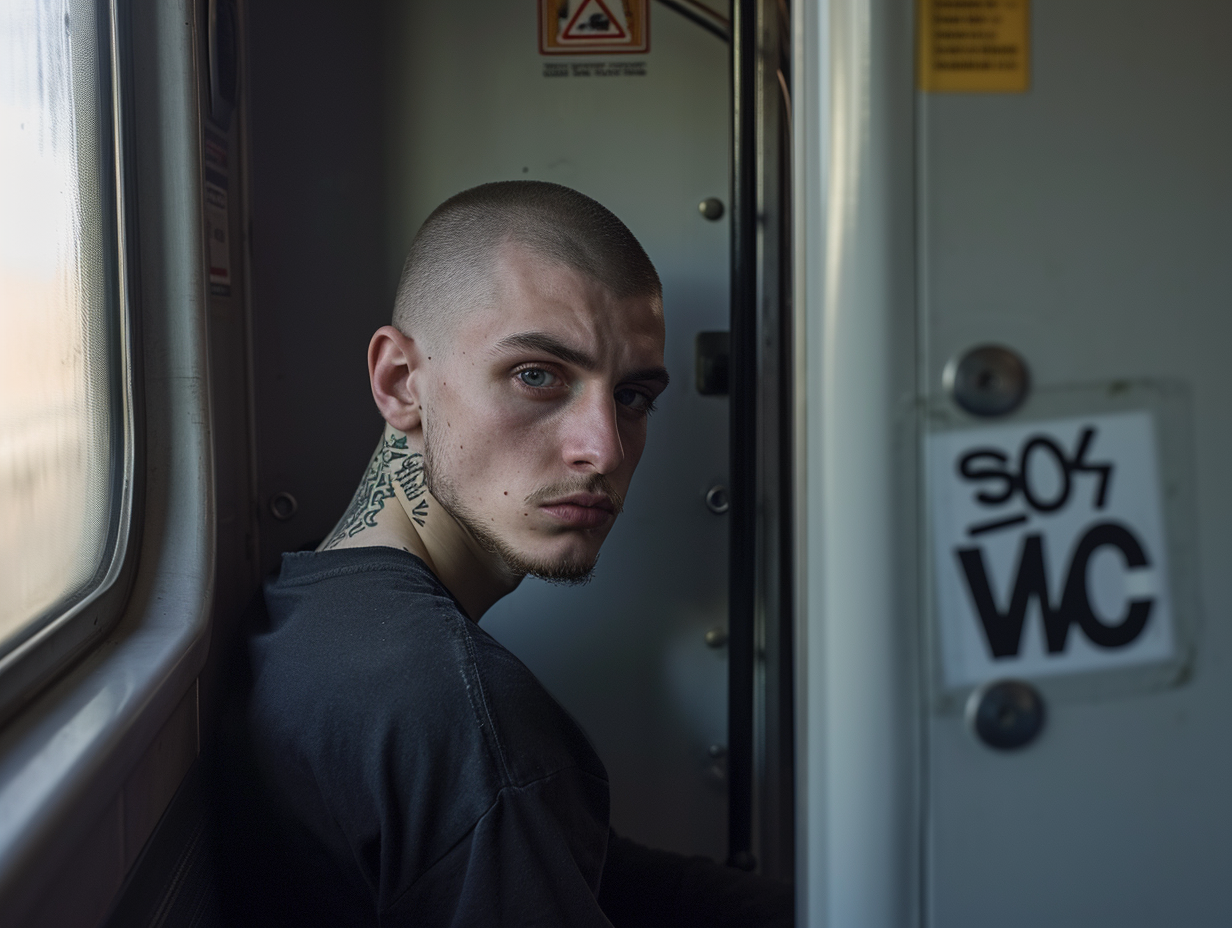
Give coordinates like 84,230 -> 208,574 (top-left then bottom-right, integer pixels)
493,331 -> 670,387
622,366 -> 671,387
495,332 -> 595,369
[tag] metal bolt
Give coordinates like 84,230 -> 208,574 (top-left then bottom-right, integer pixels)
705,484 -> 730,514
705,626 -> 728,648
944,344 -> 1030,418
269,491 -> 299,521
698,197 -> 724,221
966,679 -> 1046,750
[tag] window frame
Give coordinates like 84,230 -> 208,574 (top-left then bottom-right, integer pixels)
0,0 -> 216,921
0,0 -> 144,727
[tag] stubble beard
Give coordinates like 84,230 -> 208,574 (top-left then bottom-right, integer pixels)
422,419 -> 614,585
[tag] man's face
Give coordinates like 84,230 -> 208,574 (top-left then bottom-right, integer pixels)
420,243 -> 668,581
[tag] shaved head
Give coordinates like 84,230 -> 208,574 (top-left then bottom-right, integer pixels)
392,181 -> 661,348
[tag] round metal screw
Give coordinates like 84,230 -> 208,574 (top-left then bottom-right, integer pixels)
705,484 -> 730,514
269,491 -> 299,521
966,679 -> 1046,750
698,197 -> 725,221
944,344 -> 1030,418
705,626 -> 728,648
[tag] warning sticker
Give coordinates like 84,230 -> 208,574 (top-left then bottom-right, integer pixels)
540,0 -> 650,55
927,411 -> 1175,688
918,0 -> 1029,93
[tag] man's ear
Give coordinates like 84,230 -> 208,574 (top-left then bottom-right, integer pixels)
369,325 -> 426,433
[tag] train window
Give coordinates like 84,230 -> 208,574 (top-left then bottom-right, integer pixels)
0,0 -> 131,709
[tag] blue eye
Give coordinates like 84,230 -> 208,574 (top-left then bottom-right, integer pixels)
615,387 -> 654,413
518,368 -> 558,388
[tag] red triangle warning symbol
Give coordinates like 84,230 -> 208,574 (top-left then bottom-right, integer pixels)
562,0 -> 628,40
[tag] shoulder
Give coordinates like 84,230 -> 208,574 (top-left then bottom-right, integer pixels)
249,547 -> 604,788
251,549 -> 467,726
238,547 -> 609,911
463,624 -> 608,786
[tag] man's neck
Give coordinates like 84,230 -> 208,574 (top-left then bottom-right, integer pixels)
318,425 -> 522,619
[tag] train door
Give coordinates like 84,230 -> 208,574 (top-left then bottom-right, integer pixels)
793,1 -> 1232,925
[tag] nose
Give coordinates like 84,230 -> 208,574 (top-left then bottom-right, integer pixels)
561,384 -> 625,475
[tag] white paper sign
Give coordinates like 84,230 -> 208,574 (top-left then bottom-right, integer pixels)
927,411 -> 1174,687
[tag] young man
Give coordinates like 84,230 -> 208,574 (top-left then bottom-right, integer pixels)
232,182 -> 791,926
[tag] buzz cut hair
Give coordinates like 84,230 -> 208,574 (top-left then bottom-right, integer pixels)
391,181 -> 661,346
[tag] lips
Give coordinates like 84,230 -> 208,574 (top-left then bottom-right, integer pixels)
538,493 -> 617,529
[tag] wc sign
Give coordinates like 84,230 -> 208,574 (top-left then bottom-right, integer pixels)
927,411 -> 1175,687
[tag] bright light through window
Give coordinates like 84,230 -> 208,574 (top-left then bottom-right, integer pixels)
0,0 -> 116,651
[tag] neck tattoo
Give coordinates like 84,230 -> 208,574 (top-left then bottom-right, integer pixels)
322,432 -> 423,549
394,449 -> 429,526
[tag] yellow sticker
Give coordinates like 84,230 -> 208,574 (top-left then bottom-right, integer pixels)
540,0 -> 650,56
918,0 -> 1030,93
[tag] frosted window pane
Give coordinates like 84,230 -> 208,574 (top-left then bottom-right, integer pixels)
0,0 -> 115,649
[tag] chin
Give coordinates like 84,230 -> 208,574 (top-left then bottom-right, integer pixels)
505,536 -> 602,584
517,551 -> 600,585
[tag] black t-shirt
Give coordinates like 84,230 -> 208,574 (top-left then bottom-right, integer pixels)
222,548 -> 791,928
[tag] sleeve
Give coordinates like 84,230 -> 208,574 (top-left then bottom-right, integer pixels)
597,831 -> 794,928
383,768 -> 615,928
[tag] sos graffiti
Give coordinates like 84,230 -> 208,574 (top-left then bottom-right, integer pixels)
958,426 -> 1113,537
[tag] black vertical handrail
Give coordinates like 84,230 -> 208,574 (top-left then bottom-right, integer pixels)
728,0 -> 758,872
